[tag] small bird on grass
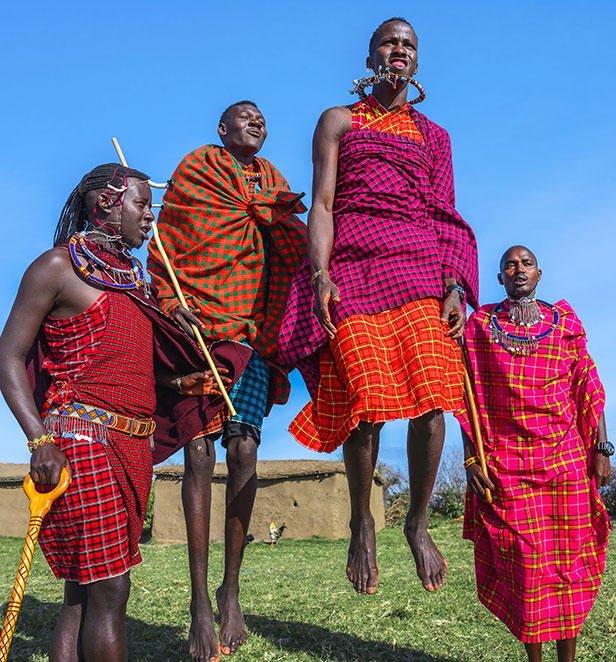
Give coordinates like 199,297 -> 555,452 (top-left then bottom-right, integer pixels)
268,521 -> 287,547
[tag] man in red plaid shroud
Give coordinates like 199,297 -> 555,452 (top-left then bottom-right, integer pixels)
458,245 -> 610,662
0,164 -> 245,662
279,18 -> 478,596
148,102 -> 306,660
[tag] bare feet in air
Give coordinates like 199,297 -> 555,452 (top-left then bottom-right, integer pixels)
404,515 -> 448,591
346,516 -> 379,594
216,585 -> 248,656
189,598 -> 220,662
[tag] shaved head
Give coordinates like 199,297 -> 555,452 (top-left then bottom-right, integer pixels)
498,245 -> 542,299
499,245 -> 538,274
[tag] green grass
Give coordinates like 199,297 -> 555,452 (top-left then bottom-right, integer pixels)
1,520 -> 614,661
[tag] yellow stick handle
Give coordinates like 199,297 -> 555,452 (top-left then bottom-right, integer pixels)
459,345 -> 493,504
111,137 -> 236,417
0,468 -> 71,661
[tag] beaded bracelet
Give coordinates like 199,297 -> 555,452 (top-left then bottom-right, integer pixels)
28,433 -> 56,453
463,456 -> 479,470
310,269 -> 329,285
173,376 -> 184,395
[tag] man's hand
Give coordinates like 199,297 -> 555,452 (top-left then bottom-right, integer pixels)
591,451 -> 611,487
466,463 -> 495,501
178,368 -> 231,396
441,291 -> 466,340
312,276 -> 341,340
30,442 -> 72,488
174,305 -> 206,337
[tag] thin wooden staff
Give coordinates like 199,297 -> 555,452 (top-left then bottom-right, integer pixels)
111,137 -> 237,417
0,467 -> 71,661
458,341 -> 492,504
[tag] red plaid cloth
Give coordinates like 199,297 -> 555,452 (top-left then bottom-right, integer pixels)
352,93 -> 424,142
457,300 -> 610,643
279,99 -> 478,394
38,291 -> 155,583
43,292 -> 156,417
38,429 -> 152,584
148,145 -> 307,407
290,298 -> 463,452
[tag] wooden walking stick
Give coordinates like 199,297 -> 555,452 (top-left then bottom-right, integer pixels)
111,137 -> 237,417
0,467 -> 71,661
458,342 -> 492,504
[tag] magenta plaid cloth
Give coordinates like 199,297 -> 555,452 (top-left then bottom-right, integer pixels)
457,299 -> 610,643
279,109 -> 478,393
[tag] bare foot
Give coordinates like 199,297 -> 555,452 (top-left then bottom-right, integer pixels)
404,516 -> 447,591
189,599 -> 220,662
216,585 -> 248,655
346,516 -> 378,594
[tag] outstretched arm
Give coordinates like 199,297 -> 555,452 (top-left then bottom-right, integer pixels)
0,251 -> 72,485
309,106 -> 351,339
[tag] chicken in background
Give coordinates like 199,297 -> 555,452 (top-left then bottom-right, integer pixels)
268,521 -> 287,547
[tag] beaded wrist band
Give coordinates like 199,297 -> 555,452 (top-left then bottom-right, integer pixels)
311,269 -> 329,285
173,376 -> 184,395
28,433 -> 56,453
463,456 -> 479,470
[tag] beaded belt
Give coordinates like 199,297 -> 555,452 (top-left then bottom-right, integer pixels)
44,401 -> 156,438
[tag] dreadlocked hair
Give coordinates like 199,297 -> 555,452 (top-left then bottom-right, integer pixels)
219,100 -> 259,126
54,163 -> 149,246
368,17 -> 415,56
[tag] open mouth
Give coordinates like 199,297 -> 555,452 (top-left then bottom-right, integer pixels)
389,58 -> 407,69
247,130 -> 261,138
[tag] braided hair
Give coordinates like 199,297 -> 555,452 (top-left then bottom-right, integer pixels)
54,163 -> 149,246
368,17 -> 415,56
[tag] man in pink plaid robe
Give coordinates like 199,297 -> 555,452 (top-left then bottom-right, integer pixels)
457,245 -> 611,662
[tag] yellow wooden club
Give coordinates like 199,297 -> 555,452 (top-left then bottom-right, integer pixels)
0,467 -> 71,661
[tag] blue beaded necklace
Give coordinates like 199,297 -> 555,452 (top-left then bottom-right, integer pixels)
68,232 -> 145,291
489,299 -> 559,355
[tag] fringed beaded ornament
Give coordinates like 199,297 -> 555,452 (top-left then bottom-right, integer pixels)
489,299 -> 559,355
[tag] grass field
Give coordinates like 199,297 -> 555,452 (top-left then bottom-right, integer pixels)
1,520 -> 614,661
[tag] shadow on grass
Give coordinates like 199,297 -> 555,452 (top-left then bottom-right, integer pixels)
245,613 -> 457,662
5,597 -> 457,661
3,595 -> 187,661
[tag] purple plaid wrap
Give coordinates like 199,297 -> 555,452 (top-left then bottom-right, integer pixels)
279,110 -> 478,393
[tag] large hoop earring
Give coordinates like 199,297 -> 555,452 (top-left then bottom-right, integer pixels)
350,69 -> 426,104
407,77 -> 426,105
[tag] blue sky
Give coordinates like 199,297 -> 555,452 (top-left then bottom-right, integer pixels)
1,1 -> 614,472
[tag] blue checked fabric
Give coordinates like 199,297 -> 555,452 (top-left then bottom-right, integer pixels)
228,350 -> 270,430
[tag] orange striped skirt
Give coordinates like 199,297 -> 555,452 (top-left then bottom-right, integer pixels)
290,298 -> 464,452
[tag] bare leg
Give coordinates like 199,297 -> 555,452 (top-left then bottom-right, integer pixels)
49,581 -> 86,662
524,642 -> 542,662
216,433 -> 257,655
342,421 -> 382,595
404,410 -> 448,591
556,637 -> 577,662
81,573 -> 130,662
183,436 -> 219,662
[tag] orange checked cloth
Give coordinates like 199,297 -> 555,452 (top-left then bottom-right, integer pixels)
290,298 -> 463,452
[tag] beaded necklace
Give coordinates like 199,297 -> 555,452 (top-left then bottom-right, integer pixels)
489,299 -> 559,355
68,232 -> 147,292
242,163 -> 261,195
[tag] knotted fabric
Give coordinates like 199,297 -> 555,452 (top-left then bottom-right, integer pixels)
149,145 -> 307,406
